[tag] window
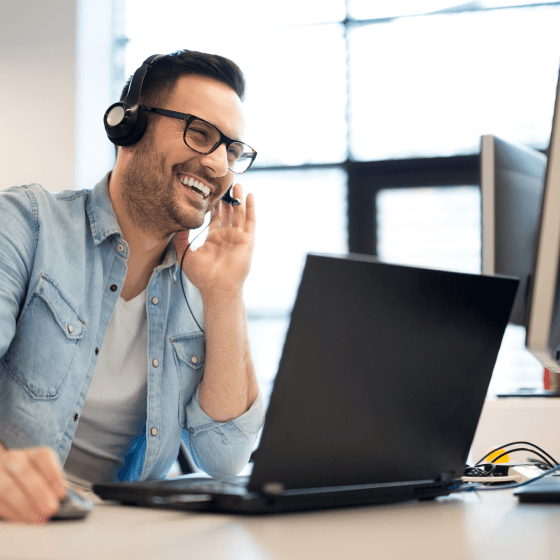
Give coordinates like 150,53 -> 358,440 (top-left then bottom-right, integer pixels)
119,1 -> 558,398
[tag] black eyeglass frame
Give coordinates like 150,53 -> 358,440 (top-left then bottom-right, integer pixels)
141,106 -> 257,174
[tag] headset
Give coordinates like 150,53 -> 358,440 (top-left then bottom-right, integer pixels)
104,54 -> 241,206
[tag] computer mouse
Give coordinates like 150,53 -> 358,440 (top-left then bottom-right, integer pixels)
51,487 -> 94,521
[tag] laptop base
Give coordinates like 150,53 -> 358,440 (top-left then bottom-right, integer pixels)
94,478 -> 455,514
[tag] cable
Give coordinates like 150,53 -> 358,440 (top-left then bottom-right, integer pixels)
474,441 -> 559,467
465,463 -> 497,477
455,462 -> 560,493
487,448 -> 554,469
455,440 -> 560,493
178,212 -> 215,334
177,195 -> 239,334
455,441 -> 558,492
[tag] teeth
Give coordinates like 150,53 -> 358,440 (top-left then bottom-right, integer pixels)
195,181 -> 210,197
180,175 -> 210,198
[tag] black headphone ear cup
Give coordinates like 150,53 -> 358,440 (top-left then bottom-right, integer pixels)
104,104 -> 148,147
121,107 -> 148,146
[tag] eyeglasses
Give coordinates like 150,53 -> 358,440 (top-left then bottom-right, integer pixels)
141,106 -> 257,174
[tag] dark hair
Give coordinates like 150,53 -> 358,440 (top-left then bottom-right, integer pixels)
120,49 -> 246,106
113,50 -> 246,156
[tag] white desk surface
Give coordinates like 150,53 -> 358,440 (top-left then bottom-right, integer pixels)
1,489 -> 559,560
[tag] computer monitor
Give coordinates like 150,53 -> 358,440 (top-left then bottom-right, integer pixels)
526,71 -> 560,374
480,135 -> 547,326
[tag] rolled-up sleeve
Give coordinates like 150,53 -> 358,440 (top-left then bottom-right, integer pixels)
183,386 -> 265,477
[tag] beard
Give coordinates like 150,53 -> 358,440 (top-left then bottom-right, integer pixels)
119,133 -> 219,239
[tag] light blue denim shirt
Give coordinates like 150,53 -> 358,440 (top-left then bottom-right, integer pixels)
0,174 -> 264,481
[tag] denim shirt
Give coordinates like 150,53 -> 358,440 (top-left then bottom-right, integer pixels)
0,174 -> 264,482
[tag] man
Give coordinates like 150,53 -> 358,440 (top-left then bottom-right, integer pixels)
0,50 -> 263,524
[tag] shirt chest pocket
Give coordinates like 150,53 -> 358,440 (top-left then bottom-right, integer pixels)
4,274 -> 85,399
170,334 -> 206,427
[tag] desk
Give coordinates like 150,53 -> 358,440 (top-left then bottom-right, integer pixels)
0,490 -> 559,559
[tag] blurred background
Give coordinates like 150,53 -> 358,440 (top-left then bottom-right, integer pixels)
2,0 -> 559,405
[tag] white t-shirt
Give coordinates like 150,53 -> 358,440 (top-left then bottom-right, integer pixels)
64,290 -> 148,484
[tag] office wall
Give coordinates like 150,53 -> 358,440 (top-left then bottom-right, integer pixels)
1,0 -> 77,191
0,0 -> 114,193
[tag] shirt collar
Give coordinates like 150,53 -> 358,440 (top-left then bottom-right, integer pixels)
86,172 -> 182,280
159,237 -> 181,282
86,172 -> 122,245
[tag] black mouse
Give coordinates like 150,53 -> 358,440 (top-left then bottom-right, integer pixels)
51,487 -> 94,521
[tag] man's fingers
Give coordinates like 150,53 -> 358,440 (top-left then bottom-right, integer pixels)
209,200 -> 224,231
221,193 -> 233,227
0,471 -> 33,523
231,183 -> 245,229
0,446 -> 66,523
0,497 -> 24,524
244,193 -> 256,235
29,446 -> 67,500
0,459 -> 56,523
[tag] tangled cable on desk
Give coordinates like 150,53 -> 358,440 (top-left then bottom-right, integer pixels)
453,440 -> 560,492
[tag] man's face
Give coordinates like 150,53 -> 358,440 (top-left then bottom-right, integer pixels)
120,74 -> 245,237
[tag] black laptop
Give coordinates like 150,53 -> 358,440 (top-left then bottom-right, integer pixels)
94,253 -> 519,513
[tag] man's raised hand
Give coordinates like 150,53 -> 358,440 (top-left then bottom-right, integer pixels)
175,183 -> 256,299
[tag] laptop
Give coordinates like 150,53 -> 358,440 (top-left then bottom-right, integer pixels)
94,253 -> 519,513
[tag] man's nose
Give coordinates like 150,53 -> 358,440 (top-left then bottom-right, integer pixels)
199,143 -> 229,177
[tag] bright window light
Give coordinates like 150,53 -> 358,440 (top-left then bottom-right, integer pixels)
348,0 -> 559,20
349,6 -> 560,160
376,186 -> 480,272
125,23 -> 348,167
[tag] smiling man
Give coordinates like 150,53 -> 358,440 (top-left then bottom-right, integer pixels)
0,50 -> 263,524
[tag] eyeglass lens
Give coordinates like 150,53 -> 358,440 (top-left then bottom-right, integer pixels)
185,118 -> 254,173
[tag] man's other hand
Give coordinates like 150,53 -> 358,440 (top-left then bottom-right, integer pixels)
0,445 -> 67,524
